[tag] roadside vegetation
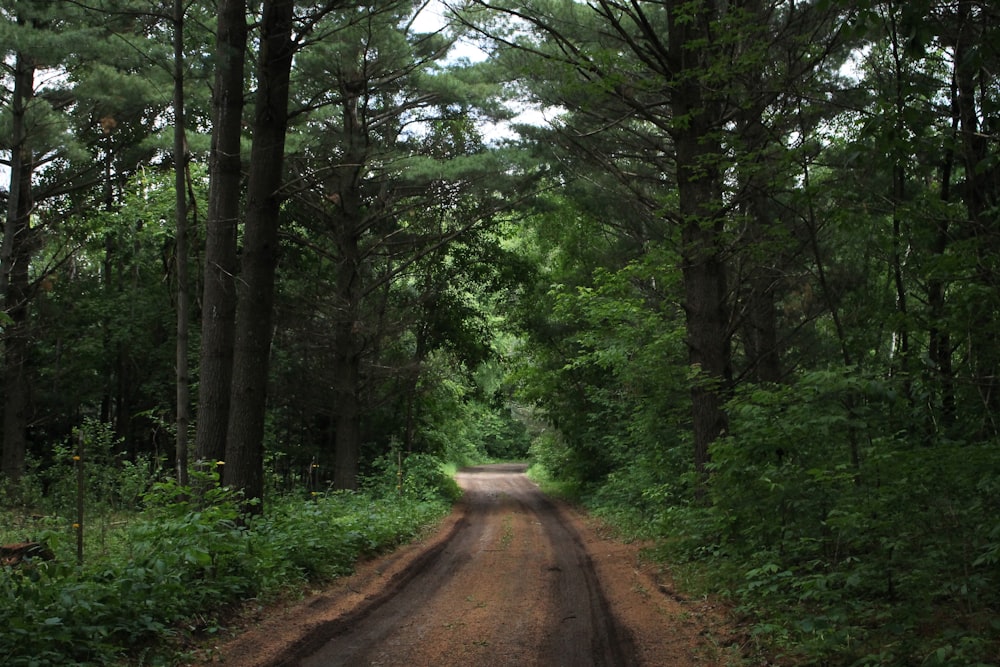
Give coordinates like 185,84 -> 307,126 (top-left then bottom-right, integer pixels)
0,420 -> 469,666
526,372 -> 1000,666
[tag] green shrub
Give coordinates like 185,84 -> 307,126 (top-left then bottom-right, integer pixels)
0,463 -> 455,666
362,451 -> 463,504
670,369 -> 1000,665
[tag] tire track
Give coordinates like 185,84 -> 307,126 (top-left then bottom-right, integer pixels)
281,464 -> 636,667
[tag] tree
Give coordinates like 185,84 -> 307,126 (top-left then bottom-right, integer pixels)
172,0 -> 192,486
280,5 -> 523,488
1,33 -> 35,485
222,0 -> 296,508
661,0 -> 732,476
948,0 -> 1000,434
470,0 -> 854,476
194,0 -> 247,470
0,0 -> 219,482
837,0 -> 1000,438
1,2 -> 131,483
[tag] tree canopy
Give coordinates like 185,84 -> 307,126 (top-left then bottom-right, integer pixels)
2,0 -> 998,663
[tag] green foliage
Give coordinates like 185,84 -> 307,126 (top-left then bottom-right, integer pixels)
3,0 -> 998,665
31,166 -> 208,459
471,401 -> 532,461
362,450 -> 463,505
38,419 -> 154,514
656,370 -> 1000,665
517,235 -> 689,486
527,431 -> 573,483
401,350 -> 529,467
0,463 -> 455,666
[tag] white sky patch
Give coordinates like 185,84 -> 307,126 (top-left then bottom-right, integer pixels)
482,102 -> 563,144
409,0 -> 488,64
408,1 -> 558,145
841,45 -> 869,82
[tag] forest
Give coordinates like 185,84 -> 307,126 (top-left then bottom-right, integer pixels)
1,0 -> 998,664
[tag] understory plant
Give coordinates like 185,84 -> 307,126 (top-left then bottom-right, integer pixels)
0,454 -> 456,666
661,370 -> 1000,666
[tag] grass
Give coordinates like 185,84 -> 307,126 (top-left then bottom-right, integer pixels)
499,514 -> 514,549
525,463 -> 583,501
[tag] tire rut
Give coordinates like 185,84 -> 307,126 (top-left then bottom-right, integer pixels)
278,464 -> 636,667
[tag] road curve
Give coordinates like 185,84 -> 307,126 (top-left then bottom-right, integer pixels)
278,464 -> 637,667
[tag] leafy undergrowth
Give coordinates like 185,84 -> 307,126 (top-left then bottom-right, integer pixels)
0,454 -> 459,667
537,371 -> 1000,666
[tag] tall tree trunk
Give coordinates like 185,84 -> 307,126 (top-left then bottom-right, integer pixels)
100,149 -> 115,427
928,69 -> 960,431
887,0 -> 911,398
173,0 -> 190,487
330,239 -> 363,489
743,241 -> 782,384
954,2 -> 999,434
680,207 -> 732,477
196,0 -> 247,469
331,313 -> 362,490
1,49 -> 36,486
739,105 -> 783,385
331,79 -> 366,491
224,0 -> 295,509
668,2 -> 732,478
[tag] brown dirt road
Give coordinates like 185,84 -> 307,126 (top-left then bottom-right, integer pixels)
194,464 -> 744,666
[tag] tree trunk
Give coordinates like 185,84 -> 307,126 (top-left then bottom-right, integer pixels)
331,79 -> 366,491
173,0 -> 190,487
667,2 -> 732,478
195,0 -> 247,470
224,0 -> 295,509
887,2 -> 911,398
681,212 -> 732,477
744,262 -> 782,384
740,120 -> 783,385
1,50 -> 36,486
330,236 -> 363,489
954,2 -> 999,434
332,318 -> 362,490
929,76 -> 959,430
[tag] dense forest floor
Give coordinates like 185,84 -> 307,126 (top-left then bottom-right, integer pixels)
191,464 -> 745,666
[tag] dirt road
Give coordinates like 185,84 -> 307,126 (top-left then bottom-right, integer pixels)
198,464 -> 740,666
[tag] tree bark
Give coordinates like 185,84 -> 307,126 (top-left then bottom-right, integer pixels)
173,0 -> 190,487
195,0 -> 247,470
332,313 -> 362,490
887,1 -> 911,397
953,1 -> 999,434
224,0 -> 295,509
743,239 -> 782,384
929,70 -> 959,430
667,2 -> 732,478
331,78 -> 366,490
1,49 -> 36,486
680,209 -> 732,477
739,115 -> 783,386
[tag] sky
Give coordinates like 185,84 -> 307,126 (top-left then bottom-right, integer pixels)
408,2 -> 554,142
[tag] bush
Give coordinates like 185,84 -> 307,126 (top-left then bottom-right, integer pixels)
362,451 -> 463,504
671,370 -> 1000,665
11,419 -> 158,517
0,463 -> 456,666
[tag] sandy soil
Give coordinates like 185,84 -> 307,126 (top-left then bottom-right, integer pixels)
191,464 -> 744,666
